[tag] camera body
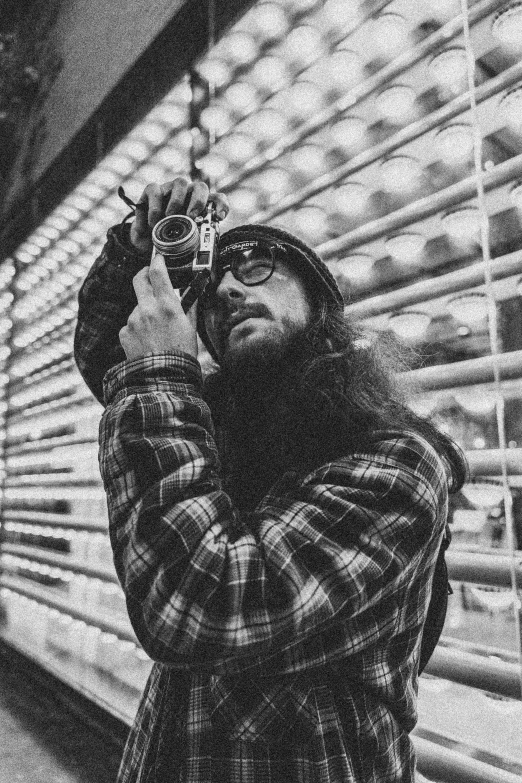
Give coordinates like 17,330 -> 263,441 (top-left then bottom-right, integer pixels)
151,203 -> 219,290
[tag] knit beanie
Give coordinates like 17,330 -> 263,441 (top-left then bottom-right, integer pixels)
196,223 -> 344,361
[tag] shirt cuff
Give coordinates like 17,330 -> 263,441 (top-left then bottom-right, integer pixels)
103,352 -> 203,406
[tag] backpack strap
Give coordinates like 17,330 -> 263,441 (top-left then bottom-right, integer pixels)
418,523 -> 452,674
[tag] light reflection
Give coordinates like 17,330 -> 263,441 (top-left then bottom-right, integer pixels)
380,156 -> 423,192
429,48 -> 468,90
371,13 -> 410,58
376,85 -> 417,123
385,233 -> 427,263
388,310 -> 431,342
492,4 -> 522,50
330,116 -> 367,150
332,182 -> 370,215
435,124 -> 474,164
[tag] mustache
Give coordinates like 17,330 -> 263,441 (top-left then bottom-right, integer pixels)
222,303 -> 272,336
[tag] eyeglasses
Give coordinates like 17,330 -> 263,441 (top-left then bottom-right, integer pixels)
200,239 -> 281,309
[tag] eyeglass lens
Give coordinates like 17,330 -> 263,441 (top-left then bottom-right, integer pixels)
232,246 -> 274,285
200,244 -> 276,309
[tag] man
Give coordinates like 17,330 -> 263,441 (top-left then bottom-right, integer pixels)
74,176 -> 465,783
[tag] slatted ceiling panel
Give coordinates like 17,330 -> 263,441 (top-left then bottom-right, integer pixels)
212,3 -> 499,178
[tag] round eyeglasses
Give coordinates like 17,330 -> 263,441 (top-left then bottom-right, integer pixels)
199,240 -> 279,309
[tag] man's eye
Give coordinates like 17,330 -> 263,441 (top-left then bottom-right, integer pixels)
239,259 -> 272,277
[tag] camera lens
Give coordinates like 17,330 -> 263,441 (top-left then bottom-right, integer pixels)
159,219 -> 191,243
152,216 -> 199,258
151,215 -> 201,288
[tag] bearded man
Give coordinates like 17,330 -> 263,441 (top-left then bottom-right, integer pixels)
74,177 -> 465,783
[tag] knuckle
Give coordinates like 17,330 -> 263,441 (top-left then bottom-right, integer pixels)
161,300 -> 177,317
172,175 -> 190,188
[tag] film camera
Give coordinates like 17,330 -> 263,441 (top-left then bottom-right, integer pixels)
151,202 -> 220,312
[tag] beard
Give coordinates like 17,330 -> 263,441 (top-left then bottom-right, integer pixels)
204,316 -> 349,511
220,316 -> 309,402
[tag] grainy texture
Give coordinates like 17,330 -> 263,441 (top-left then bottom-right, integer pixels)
0,652 -> 122,783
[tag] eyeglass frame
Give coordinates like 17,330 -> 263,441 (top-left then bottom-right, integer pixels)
199,239 -> 292,309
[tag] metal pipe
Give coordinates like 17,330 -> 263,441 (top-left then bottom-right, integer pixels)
423,645 -> 522,699
440,635 -> 520,664
344,250 -> 522,320
1,542 -> 118,583
318,152 -> 522,259
413,735 -> 522,783
467,449 -> 522,477
0,574 -> 135,642
401,350 -> 522,391
446,550 -> 522,589
226,0 -> 502,196
2,509 -> 107,532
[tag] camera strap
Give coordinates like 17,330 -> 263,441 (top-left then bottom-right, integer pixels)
180,271 -> 211,314
117,185 -> 145,224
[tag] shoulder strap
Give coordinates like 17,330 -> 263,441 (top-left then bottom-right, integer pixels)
418,524 -> 452,674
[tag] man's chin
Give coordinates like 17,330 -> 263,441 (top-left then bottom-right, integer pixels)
221,327 -> 285,375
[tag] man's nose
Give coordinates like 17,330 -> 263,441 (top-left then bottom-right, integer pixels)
215,270 -> 247,303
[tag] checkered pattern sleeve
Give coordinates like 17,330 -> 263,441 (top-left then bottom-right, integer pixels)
74,223 -> 150,405
99,354 -> 449,673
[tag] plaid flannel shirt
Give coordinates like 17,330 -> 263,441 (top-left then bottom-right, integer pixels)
74,227 -> 452,783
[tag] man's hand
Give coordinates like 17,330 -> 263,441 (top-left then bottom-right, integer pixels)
129,176 -> 229,254
119,254 -> 198,361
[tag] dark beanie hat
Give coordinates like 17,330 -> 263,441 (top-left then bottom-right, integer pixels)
196,223 -> 344,360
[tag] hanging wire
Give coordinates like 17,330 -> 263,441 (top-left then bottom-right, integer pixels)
207,0 -> 217,192
459,0 -> 522,698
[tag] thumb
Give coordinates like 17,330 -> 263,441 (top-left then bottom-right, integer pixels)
149,253 -> 175,298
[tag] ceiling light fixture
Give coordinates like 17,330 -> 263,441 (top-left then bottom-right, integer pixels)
372,13 -> 410,58
330,116 -> 367,150
376,84 -> 417,123
442,207 -> 481,242
493,3 -> 522,50
435,123 -> 474,163
446,292 -> 489,325
334,254 -> 375,283
429,48 -> 468,89
453,388 -> 496,415
500,84 -> 522,128
380,155 -> 423,192
385,232 -> 427,263
293,205 -> 329,239
332,182 -> 370,215
388,311 -> 431,342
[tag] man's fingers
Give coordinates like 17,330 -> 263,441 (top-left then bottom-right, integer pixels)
186,180 -> 210,218
149,254 -> 177,300
133,198 -> 150,238
132,267 -> 154,301
164,177 -> 191,216
211,191 -> 230,221
146,186 -> 165,229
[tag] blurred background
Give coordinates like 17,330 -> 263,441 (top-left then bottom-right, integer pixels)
0,1 -> 521,781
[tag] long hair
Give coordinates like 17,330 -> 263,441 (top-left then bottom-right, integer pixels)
203,300 -> 467,510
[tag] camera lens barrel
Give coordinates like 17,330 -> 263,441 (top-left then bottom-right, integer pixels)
151,215 -> 201,288
151,215 -> 199,257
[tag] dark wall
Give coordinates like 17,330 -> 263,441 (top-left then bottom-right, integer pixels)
0,0 -> 253,259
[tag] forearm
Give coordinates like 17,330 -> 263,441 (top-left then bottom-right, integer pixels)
74,223 -> 149,405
